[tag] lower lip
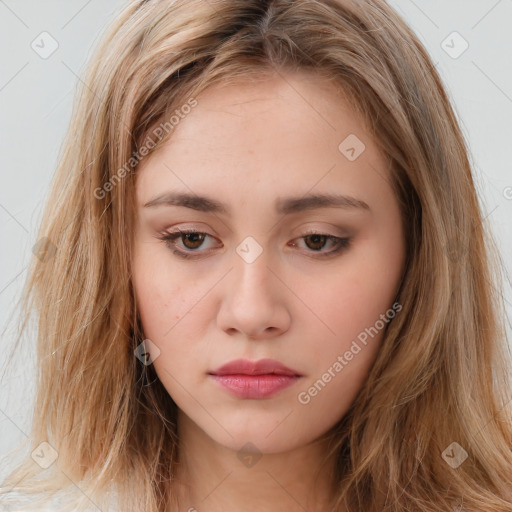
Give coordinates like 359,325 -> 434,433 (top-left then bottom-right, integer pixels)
209,374 -> 300,399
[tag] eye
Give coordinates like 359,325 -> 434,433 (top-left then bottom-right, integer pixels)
288,231 -> 352,258
158,229 -> 220,259
157,229 -> 352,259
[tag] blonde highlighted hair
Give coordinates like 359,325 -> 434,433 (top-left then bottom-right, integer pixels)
1,0 -> 511,510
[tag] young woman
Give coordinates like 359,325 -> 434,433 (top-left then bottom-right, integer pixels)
1,0 -> 511,511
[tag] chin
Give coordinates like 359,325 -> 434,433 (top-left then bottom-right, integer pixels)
201,417 -> 314,455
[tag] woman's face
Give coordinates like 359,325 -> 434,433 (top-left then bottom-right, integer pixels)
132,70 -> 406,454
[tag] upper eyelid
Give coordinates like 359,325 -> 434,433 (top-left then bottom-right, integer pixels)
162,228 -> 343,242
161,226 -> 351,238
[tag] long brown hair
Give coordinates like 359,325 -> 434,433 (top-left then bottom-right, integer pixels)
1,0 -> 511,510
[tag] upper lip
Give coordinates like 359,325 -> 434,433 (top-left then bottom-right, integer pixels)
209,358 -> 301,377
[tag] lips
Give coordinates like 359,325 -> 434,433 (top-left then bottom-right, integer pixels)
208,358 -> 302,399
209,358 -> 301,377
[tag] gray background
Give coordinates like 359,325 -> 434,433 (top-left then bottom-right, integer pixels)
1,0 -> 511,489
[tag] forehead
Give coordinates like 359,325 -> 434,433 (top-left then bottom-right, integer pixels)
135,70 -> 391,207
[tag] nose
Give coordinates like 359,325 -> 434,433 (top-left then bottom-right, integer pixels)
216,247 -> 292,341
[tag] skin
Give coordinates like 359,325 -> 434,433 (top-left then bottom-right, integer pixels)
132,69 -> 406,512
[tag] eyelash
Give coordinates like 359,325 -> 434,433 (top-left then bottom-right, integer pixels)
157,228 -> 352,260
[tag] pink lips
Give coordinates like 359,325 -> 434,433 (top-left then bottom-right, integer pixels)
208,358 -> 302,399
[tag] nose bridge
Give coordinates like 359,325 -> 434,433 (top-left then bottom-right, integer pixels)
232,235 -> 274,299
215,235 -> 291,338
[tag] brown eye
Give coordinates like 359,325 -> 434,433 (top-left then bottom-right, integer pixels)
181,232 -> 206,250
157,229 -> 220,259
158,229 -> 351,260
303,234 -> 329,251
290,232 -> 352,258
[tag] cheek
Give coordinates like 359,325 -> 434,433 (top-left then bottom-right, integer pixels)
133,271 -> 178,339
132,242 -> 212,380
305,251 -> 402,353
295,277 -> 396,424
132,246 -> 180,369
298,230 -> 404,390
132,240 -> 191,336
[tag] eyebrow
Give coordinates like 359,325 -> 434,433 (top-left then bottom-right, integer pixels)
143,192 -> 370,215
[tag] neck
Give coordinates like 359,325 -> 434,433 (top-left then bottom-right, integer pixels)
169,411 -> 341,512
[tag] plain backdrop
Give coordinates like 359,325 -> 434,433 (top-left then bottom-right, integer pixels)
1,0 -> 511,489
